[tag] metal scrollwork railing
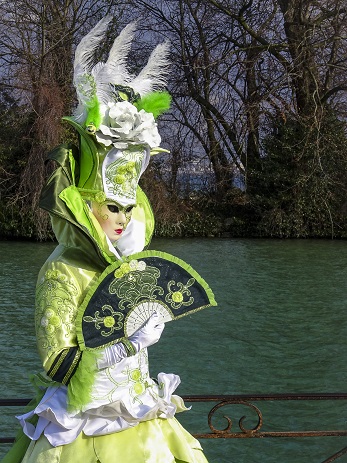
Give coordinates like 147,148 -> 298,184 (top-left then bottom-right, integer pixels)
183,394 -> 347,440
182,394 -> 347,463
207,399 -> 263,437
1,394 -> 347,463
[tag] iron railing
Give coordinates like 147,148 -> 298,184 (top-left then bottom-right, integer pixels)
1,393 -> 347,463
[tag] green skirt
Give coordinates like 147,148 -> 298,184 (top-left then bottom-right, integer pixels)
20,418 -> 208,463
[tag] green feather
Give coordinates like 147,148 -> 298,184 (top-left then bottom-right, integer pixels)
134,91 -> 171,119
67,350 -> 101,411
85,95 -> 102,129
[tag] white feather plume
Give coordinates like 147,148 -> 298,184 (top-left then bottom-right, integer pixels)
73,16 -> 112,116
72,17 -> 171,124
91,62 -> 108,105
74,16 -> 112,73
130,41 -> 171,96
95,21 -> 137,104
103,21 -> 136,82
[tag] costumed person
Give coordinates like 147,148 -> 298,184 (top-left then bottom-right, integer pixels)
2,17 -> 216,463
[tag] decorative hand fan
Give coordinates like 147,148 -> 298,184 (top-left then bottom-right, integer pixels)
76,250 -> 217,350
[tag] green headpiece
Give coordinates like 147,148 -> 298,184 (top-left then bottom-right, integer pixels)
71,17 -> 172,206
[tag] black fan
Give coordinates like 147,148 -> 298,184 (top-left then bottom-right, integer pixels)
76,250 -> 217,350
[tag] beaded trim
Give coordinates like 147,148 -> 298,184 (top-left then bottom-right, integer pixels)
63,350 -> 82,385
122,338 -> 137,357
47,349 -> 69,379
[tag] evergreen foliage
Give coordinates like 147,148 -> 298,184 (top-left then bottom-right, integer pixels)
0,95 -> 37,239
250,110 -> 347,238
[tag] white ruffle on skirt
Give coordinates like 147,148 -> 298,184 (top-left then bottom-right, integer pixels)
17,373 -> 187,447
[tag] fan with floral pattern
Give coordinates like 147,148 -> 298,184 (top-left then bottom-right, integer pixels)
76,250 -> 217,350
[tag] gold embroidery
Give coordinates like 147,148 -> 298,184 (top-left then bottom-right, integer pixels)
36,269 -> 79,355
83,304 -> 124,338
105,150 -> 143,202
90,350 -> 152,405
63,350 -> 82,384
165,278 -> 195,309
48,349 -> 69,378
122,338 -> 136,356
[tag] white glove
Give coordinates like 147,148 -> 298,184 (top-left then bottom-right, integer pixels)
96,313 -> 165,370
96,342 -> 128,370
129,312 -> 165,352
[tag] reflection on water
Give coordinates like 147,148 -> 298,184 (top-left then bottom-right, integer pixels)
1,238 -> 347,462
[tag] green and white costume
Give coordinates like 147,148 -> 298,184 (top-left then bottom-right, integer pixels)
12,141 -> 207,463
3,17 -> 210,463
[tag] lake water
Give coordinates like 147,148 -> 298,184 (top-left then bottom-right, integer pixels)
0,238 -> 347,462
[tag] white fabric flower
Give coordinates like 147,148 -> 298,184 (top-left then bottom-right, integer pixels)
95,101 -> 161,149
41,317 -> 49,327
137,260 -> 147,271
134,110 -> 161,147
109,101 -> 137,134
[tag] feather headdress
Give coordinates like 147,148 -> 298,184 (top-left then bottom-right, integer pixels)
64,15 -> 172,220
60,17 -> 172,256
72,16 -> 171,127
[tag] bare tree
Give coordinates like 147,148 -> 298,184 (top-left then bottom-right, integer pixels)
136,2 -> 346,157
1,0 -> 347,237
129,1 -> 245,199
0,0 -> 127,237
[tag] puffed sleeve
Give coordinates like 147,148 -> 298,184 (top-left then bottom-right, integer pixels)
35,262 -> 86,385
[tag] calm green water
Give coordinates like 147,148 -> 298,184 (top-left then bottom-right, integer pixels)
1,238 -> 347,462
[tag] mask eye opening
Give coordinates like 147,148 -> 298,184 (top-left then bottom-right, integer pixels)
107,204 -> 119,214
